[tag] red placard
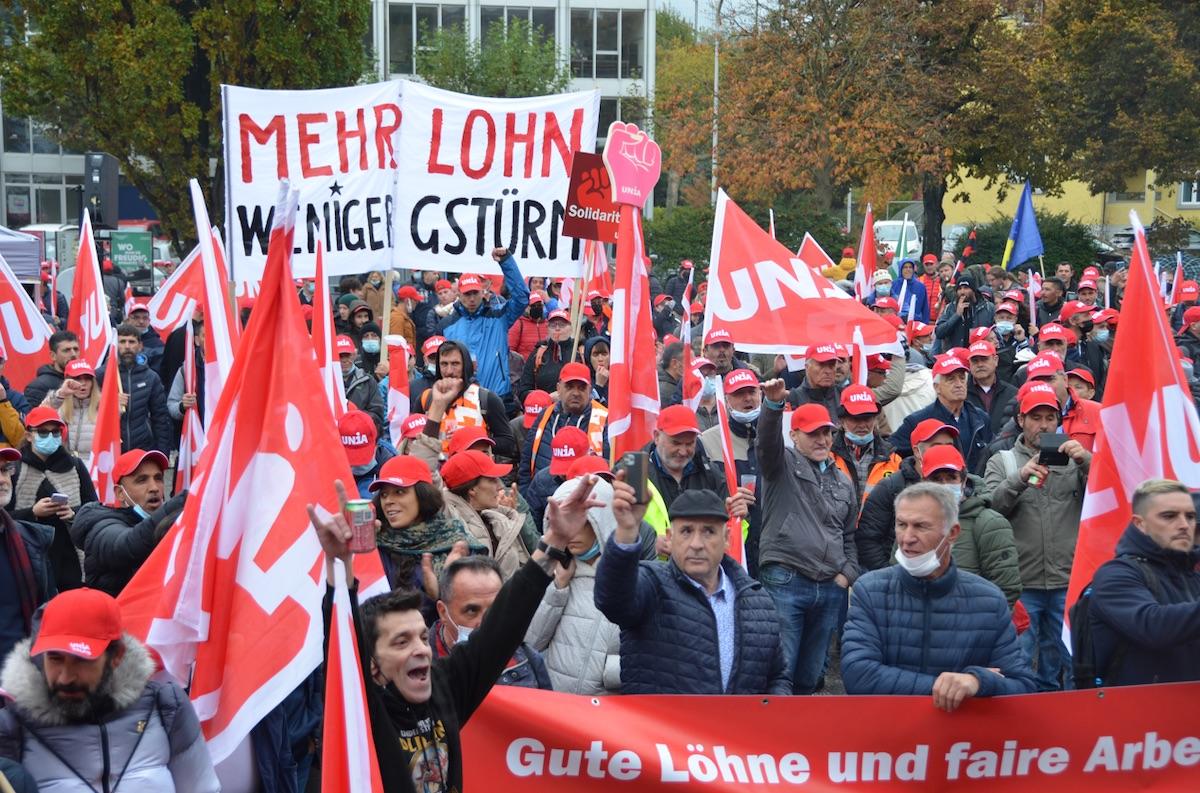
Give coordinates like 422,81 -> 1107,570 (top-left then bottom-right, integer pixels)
563,152 -> 619,243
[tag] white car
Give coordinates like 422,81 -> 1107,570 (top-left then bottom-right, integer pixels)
874,220 -> 922,259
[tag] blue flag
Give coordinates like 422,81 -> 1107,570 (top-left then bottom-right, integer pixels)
1001,182 -> 1044,270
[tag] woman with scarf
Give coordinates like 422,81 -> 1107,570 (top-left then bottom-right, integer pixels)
891,259 -> 930,323
41,359 -> 101,458
582,335 -> 611,406
437,449 -> 531,581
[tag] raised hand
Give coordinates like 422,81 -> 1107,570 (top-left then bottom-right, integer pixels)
544,474 -> 603,548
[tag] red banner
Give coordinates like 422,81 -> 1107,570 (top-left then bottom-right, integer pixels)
462,683 -> 1200,791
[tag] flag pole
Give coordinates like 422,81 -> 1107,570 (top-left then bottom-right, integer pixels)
381,270 -> 394,338
569,244 -> 589,361
1038,255 -> 1046,279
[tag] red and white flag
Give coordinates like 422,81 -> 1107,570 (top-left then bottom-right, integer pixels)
174,321 -> 204,495
385,335 -> 411,447
87,342 -> 122,506
713,399 -> 746,569
768,209 -> 776,240
678,268 -> 704,411
582,239 -> 613,298
117,182 -> 388,762
796,232 -> 835,275
854,205 -> 877,301
1065,212 -> 1200,639
147,245 -> 202,340
68,210 -> 115,370
608,205 -> 660,460
189,181 -> 241,429
0,251 -> 54,390
1169,252 -> 1185,306
48,260 -> 58,321
312,241 -> 347,420
123,284 -> 135,318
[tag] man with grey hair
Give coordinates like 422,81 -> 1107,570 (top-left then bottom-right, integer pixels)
841,481 -> 1035,710
892,354 -> 993,471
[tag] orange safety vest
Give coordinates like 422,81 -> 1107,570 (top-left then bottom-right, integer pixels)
834,452 -> 902,505
421,384 -> 486,454
528,402 -> 608,478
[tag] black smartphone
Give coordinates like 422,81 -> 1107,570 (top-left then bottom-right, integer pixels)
1037,433 -> 1070,466
614,451 -> 649,504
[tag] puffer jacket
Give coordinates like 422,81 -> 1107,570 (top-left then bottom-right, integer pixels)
525,478 -> 622,695
40,391 -> 96,458
855,456 -> 921,572
441,490 -> 531,581
934,275 -> 996,349
437,253 -> 529,396
98,362 -> 172,453
0,633 -> 220,792
22,365 -> 65,410
954,478 -> 1022,606
342,364 -> 385,433
595,539 -> 790,695
891,397 -> 994,473
507,315 -> 548,360
516,338 -> 574,402
841,562 -> 1036,696
69,494 -> 187,596
980,436 -> 1087,589
1088,524 -> 1200,687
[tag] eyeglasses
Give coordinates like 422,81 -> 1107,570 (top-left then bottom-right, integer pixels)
33,428 -> 63,438
0,465 -> 15,476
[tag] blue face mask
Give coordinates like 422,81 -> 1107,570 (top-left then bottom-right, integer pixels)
875,284 -> 891,296
845,430 -> 874,446
994,321 -> 1014,335
121,487 -> 151,520
576,541 -> 601,562
362,339 -> 381,354
33,434 -> 61,456
1093,329 -> 1110,343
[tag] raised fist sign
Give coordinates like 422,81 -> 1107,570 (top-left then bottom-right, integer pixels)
602,122 -> 662,209
577,166 -> 611,203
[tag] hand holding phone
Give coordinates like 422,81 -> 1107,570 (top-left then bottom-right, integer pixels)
614,452 -> 649,504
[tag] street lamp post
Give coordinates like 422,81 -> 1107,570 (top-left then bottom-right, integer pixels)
710,0 -> 724,206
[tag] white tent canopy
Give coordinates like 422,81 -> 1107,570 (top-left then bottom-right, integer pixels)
0,226 -> 40,281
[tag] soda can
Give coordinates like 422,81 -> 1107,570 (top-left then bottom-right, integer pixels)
345,499 -> 377,554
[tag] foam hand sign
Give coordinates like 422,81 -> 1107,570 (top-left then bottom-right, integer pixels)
602,122 -> 661,208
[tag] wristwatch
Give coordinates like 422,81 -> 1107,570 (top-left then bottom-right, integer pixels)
537,539 -> 573,566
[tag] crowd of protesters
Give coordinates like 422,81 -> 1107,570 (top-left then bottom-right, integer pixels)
0,246 -> 1197,793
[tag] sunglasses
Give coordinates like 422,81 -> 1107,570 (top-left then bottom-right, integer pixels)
33,428 -> 63,438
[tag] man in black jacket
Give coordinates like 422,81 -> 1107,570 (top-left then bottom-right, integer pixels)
966,340 -> 1018,434
22,331 -> 79,408
647,405 -> 730,507
108,325 -> 173,453
312,477 -> 600,793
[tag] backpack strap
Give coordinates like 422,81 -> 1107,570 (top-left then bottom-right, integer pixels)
1100,555 -> 1162,684
998,449 -> 1018,480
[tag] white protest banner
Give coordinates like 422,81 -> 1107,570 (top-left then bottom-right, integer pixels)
222,81 -> 403,280
395,82 -> 599,277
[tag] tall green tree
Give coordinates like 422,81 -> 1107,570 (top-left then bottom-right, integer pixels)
0,0 -> 371,253
415,18 -> 569,98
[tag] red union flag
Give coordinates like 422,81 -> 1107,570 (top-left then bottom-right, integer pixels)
1066,213 -> 1200,630
854,205 -> 878,301
608,204 -> 659,459
795,232 -> 834,274
312,241 -> 347,420
385,334 -> 411,446
174,321 -> 204,495
118,181 -> 387,762
87,342 -> 123,505
147,245 -> 202,339
68,210 -> 115,369
0,250 -> 53,390
702,191 -> 898,355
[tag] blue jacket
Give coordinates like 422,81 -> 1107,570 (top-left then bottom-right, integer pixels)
892,276 -> 929,323
437,254 -> 529,396
841,561 -> 1035,696
891,397 -> 994,473
594,537 -> 790,695
0,378 -> 29,417
1088,524 -> 1200,686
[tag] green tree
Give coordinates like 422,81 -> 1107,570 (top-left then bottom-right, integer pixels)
0,0 -> 371,254
416,19 -> 569,98
952,211 -> 1100,272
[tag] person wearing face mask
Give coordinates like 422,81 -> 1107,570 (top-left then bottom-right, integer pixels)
336,335 -> 386,433
7,407 -> 96,591
517,309 -> 576,401
68,449 -> 187,597
362,269 -> 388,318
652,294 -> 678,340
1058,301 -> 1108,396
375,284 -> 419,352
757,381 -> 857,694
921,445 -> 1021,607
0,446 -> 55,663
841,482 -> 1035,706
430,554 -> 552,690
356,321 -> 384,380
830,386 -> 900,509
981,383 -> 1091,692
865,270 -> 893,310
410,335 -> 445,409
507,293 -> 549,360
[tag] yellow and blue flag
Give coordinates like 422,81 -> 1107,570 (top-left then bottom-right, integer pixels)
1001,182 -> 1044,270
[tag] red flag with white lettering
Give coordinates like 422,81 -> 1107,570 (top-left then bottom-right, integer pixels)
702,191 -> 898,356
312,241 -> 347,420
1065,213 -> 1200,638
385,335 -> 411,447
608,205 -> 660,460
117,182 -> 388,762
147,246 -> 202,340
854,205 -> 877,302
68,210 -> 115,370
190,183 -> 241,429
87,342 -> 122,506
796,232 -> 835,275
679,269 -> 704,411
0,251 -> 53,390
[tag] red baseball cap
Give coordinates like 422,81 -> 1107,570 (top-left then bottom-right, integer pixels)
527,292 -> 544,306
881,313 -> 902,330
1002,290 -> 1024,302
559,362 -> 592,385
523,389 -> 553,428
808,344 -> 841,363
300,304 -> 314,323
1180,280 -> 1199,301
338,410 -> 378,467
0,447 -> 18,463
448,426 -> 494,456
422,335 -> 445,358
662,334 -> 680,347
704,328 -> 734,347
874,297 -> 900,311
911,418 -> 959,446
866,353 -> 890,373
843,247 -> 856,257
441,450 -> 511,489
968,340 -> 996,359
334,335 -> 357,356
369,455 -> 433,492
691,357 -> 715,373
724,369 -> 759,394
968,327 -> 993,344
457,274 -> 483,293
1020,382 -> 1060,414
680,259 -> 694,270
790,403 -> 836,433
922,253 -> 938,264
653,294 -> 672,307
1038,323 -> 1075,343
64,359 -> 95,379
566,455 -> 612,480
657,404 -> 700,436
400,414 -> 428,440
932,354 -> 968,377
549,426 -> 591,476
1082,266 -> 1101,278
1183,306 -> 1200,326
547,309 -> 571,324
435,279 -> 454,292
995,301 -> 1019,316
397,285 -> 422,301
921,444 -> 966,478
1091,307 -> 1119,325
1077,279 -> 1098,291
690,300 -> 704,314
113,449 -> 169,481
1067,368 -> 1096,387
127,300 -> 149,315
1026,353 -> 1064,380
24,406 -> 66,430
906,321 -> 932,342
1058,301 -> 1090,322
839,385 -> 879,416
30,588 -> 123,660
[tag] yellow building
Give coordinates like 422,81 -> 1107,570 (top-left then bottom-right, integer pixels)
942,171 -> 1200,236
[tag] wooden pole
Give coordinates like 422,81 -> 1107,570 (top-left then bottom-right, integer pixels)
1037,255 -> 1046,279
381,270 -> 395,338
569,242 -> 591,361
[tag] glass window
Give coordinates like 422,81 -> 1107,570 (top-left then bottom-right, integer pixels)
481,6 -> 503,43
506,7 -> 528,29
31,122 -> 59,155
570,9 -> 593,78
1181,182 -> 1200,207
32,173 -> 62,184
442,5 -> 464,30
594,10 -> 618,78
415,5 -> 438,45
3,115 -> 30,154
5,186 -> 31,227
531,8 -> 554,43
36,187 -> 63,224
598,98 -> 618,138
621,11 -> 644,78
389,4 -> 414,74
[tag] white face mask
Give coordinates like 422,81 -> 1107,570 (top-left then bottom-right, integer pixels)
449,616 -> 473,644
730,406 -> 761,424
894,533 -> 950,578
